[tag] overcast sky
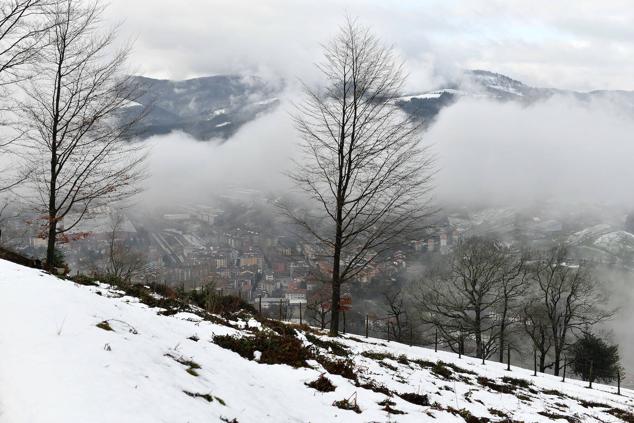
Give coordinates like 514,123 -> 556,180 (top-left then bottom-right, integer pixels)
107,0 -> 634,91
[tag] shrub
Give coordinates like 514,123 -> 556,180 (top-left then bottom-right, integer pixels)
538,411 -> 579,423
477,377 -> 514,394
316,356 -> 357,380
446,406 -> 490,423
431,362 -> 453,379
306,374 -> 336,392
357,380 -> 392,396
361,351 -> 396,361
305,333 -> 349,357
501,376 -> 531,389
397,354 -> 410,365
378,398 -> 406,415
96,320 -> 113,331
214,332 -> 312,368
332,398 -> 361,414
189,287 -> 257,316
607,408 -> 634,423
398,392 -> 429,406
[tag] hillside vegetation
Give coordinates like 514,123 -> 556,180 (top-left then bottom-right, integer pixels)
0,260 -> 632,422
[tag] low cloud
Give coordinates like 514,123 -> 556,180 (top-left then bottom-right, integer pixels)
137,94 -> 298,207
428,95 -> 634,208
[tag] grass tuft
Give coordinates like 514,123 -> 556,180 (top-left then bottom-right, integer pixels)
96,320 -> 113,331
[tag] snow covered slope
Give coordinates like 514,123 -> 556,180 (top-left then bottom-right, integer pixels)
0,259 -> 632,423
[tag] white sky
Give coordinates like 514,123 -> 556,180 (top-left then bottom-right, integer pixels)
107,0 -> 634,91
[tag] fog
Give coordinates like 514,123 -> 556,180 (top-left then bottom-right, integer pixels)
429,95 -> 634,208
139,91 -> 634,211
137,95 -> 298,207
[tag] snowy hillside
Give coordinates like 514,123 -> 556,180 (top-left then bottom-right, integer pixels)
396,69 -> 634,125
1,260 -> 632,423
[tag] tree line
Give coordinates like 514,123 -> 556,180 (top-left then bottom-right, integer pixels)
414,237 -> 621,382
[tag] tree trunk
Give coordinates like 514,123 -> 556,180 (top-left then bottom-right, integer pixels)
46,160 -> 57,267
474,309 -> 482,358
539,352 -> 546,372
553,349 -> 561,376
329,186 -> 344,335
499,304 -> 508,362
329,239 -> 342,336
499,322 -> 506,363
46,216 -> 56,266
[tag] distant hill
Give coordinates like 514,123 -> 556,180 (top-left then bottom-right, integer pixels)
122,75 -> 283,141
121,70 -> 634,141
396,69 -> 634,126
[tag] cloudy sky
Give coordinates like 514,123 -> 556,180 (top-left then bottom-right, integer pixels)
108,0 -> 634,91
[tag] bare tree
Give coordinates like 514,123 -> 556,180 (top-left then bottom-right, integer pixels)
521,299 -> 553,372
526,246 -> 613,376
0,0 -> 51,192
495,253 -> 527,362
383,287 -> 410,343
19,0 -> 146,267
416,237 -> 523,359
283,17 -> 433,336
306,281 -> 331,330
105,210 -> 145,283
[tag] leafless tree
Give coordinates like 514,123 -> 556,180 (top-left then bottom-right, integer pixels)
521,299 -> 553,372
19,0 -> 146,267
283,17 -> 434,336
0,0 -> 52,192
416,237 -> 524,359
495,252 -> 527,362
306,281 -> 331,330
383,287 -> 410,343
105,210 -> 145,283
526,246 -> 613,376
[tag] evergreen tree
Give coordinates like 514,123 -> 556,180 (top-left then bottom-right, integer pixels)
570,333 -> 621,383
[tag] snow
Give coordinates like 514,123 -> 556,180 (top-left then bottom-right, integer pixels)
119,100 -> 142,109
568,224 -> 613,245
593,231 -> 634,256
397,89 -> 464,102
215,121 -> 231,128
0,259 -> 632,423
252,97 -> 278,106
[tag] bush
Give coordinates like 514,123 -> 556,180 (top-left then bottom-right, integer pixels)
431,362 -> 453,379
378,398 -> 405,415
316,356 -> 357,380
570,333 -> 622,383
332,398 -> 361,414
306,374 -> 336,392
477,377 -> 514,394
361,350 -> 396,361
214,332 -> 312,368
501,376 -> 532,389
398,392 -> 429,406
189,285 -> 257,316
305,333 -> 349,357
356,380 -> 392,396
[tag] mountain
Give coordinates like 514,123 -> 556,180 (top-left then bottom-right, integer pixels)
1,259 -> 632,422
121,70 -> 634,141
122,75 -> 283,141
396,70 -> 634,126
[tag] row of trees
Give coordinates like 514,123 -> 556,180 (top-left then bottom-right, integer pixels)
416,237 -> 616,378
0,0 -> 145,266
